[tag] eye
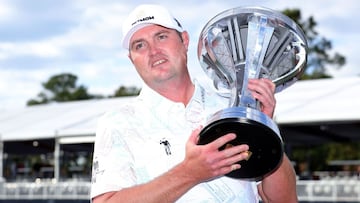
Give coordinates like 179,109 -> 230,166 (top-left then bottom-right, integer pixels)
157,33 -> 168,40
132,41 -> 147,51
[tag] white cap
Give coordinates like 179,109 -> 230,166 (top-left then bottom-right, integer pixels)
121,4 -> 183,49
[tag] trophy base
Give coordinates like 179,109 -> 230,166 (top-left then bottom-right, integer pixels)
198,107 -> 283,181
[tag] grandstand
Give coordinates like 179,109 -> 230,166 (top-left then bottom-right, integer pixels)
0,77 -> 359,202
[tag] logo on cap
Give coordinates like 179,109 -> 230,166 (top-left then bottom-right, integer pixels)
131,16 -> 155,26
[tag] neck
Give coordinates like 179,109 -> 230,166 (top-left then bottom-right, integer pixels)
153,79 -> 195,106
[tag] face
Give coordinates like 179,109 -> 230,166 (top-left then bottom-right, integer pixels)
128,25 -> 190,89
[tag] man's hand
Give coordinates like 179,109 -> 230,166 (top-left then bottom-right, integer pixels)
181,127 -> 251,182
248,78 -> 276,118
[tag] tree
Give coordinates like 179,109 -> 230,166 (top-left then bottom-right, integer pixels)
112,86 -> 140,97
292,142 -> 360,172
280,9 -> 351,175
282,9 -> 346,79
27,73 -> 101,106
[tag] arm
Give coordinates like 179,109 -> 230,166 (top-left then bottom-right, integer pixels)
92,163 -> 197,203
93,128 -> 251,203
258,155 -> 298,203
249,78 -> 298,202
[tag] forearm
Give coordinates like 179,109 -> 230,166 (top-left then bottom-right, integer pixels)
92,162 -> 197,203
258,154 -> 298,203
93,130 -> 251,203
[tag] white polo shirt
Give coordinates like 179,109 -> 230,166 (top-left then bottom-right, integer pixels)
91,81 -> 259,202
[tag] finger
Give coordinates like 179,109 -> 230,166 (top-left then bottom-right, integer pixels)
222,144 -> 250,158
249,78 -> 275,95
262,78 -> 276,92
210,133 -> 237,149
231,164 -> 241,171
219,164 -> 241,175
253,78 -> 275,92
248,78 -> 275,100
219,149 -> 251,167
248,79 -> 276,117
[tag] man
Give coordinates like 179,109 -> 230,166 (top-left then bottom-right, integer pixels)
91,4 -> 297,203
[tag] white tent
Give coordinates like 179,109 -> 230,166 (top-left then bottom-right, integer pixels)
274,77 -> 360,145
0,96 -> 135,142
274,76 -> 360,124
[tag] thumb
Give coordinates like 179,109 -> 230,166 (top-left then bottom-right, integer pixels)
188,126 -> 203,145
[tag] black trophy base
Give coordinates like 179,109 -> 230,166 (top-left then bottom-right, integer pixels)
197,107 -> 284,181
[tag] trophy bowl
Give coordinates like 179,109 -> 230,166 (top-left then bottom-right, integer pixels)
197,6 -> 307,181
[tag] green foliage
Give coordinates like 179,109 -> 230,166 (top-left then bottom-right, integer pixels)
112,86 -> 140,97
27,73 -> 140,106
291,142 -> 360,171
27,73 -> 100,106
282,9 -> 346,79
44,73 -> 77,101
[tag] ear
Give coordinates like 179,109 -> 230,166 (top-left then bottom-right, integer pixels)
181,31 -> 190,50
128,52 -> 133,63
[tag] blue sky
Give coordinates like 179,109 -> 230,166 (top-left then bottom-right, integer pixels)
1,0 -> 359,109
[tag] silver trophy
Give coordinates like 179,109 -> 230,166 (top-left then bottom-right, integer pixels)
197,7 -> 307,180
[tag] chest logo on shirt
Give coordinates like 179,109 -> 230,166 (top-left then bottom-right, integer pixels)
160,138 -> 171,155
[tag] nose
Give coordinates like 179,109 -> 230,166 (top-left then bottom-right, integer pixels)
148,40 -> 161,55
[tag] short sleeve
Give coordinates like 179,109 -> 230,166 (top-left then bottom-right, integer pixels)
90,112 -> 136,199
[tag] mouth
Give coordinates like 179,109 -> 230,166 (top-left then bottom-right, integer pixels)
152,59 -> 166,67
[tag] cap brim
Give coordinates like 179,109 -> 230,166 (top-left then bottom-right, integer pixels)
121,24 -> 152,49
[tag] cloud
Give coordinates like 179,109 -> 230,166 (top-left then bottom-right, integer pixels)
0,1 -> 14,22
1,0 -> 359,109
